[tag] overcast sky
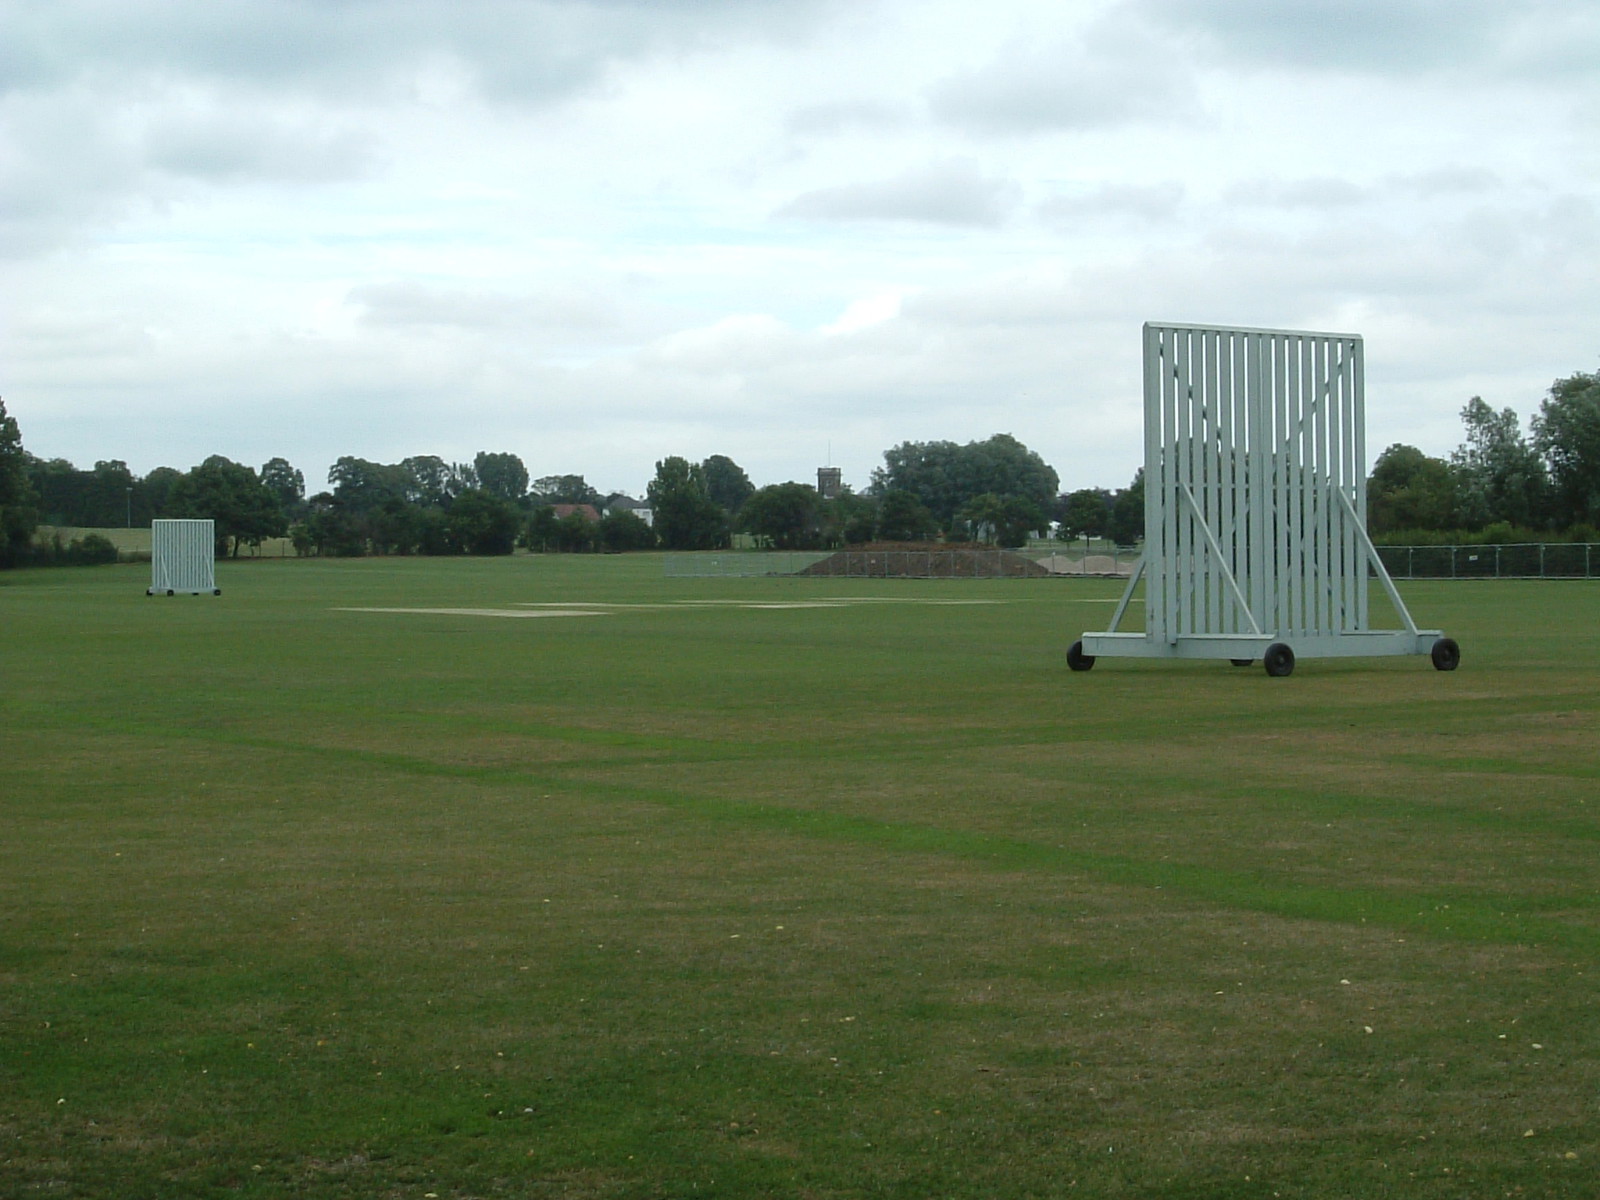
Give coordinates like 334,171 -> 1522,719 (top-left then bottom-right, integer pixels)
3,0 -> 1597,498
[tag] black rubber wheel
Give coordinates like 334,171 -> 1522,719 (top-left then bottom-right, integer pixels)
1230,658 -> 1254,667
1263,642 -> 1295,677
1067,640 -> 1096,672
1430,637 -> 1460,671
166,589 -> 174,596
214,589 -> 222,596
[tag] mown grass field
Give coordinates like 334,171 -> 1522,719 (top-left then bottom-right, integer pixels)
2,555 -> 1597,1198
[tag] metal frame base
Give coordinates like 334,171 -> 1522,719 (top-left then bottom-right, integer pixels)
1081,630 -> 1442,661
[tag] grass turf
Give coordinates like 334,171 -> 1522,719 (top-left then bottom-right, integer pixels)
2,555 -> 1597,1198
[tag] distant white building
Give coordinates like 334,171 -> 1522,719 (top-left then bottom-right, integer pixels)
604,493 -> 653,527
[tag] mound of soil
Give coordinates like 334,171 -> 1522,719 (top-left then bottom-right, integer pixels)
797,542 -> 1050,578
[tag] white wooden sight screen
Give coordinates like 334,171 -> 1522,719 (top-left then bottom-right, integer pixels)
150,518 -> 216,594
1142,322 -> 1369,643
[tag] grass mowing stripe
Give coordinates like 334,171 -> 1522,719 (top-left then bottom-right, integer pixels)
19,701 -> 1599,847
26,710 -> 1600,960
555,777 -> 1600,960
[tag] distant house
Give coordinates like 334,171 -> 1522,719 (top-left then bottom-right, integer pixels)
551,503 -> 602,525
603,494 -> 653,527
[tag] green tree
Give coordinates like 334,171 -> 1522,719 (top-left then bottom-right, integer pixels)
1108,469 -> 1145,547
873,433 -> 1058,532
446,489 -> 520,555
874,489 -> 937,541
820,488 -> 875,547
1368,445 -> 1456,533
328,457 -> 411,514
84,460 -> 137,527
0,398 -> 39,567
26,456 -> 84,526
598,509 -> 656,552
701,454 -> 755,518
1057,488 -> 1113,540
647,457 -> 728,550
170,456 -> 286,556
554,509 -> 599,553
996,496 -> 1046,548
531,475 -> 600,506
1450,398 -> 1548,528
260,457 -> 306,520
400,456 -> 456,507
956,492 -> 1005,543
1533,370 -> 1600,527
139,466 -> 183,521
474,451 -> 529,505
523,505 -> 561,552
953,493 -> 1042,547
740,482 -> 821,549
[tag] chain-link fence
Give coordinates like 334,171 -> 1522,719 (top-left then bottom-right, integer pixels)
1377,543 -> 1600,579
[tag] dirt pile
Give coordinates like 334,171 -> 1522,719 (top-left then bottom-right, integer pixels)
797,542 -> 1050,578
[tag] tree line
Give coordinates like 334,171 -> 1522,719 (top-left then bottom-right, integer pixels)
1367,372 -> 1600,540
3,368 -> 1598,567
0,419 -> 1070,562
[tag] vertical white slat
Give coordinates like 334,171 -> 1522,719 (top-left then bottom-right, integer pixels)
1303,336 -> 1319,635
1143,324 -> 1165,640
1174,327 -> 1192,636
1248,331 -> 1269,627
1311,335 -> 1329,635
1340,340 -> 1360,630
1216,330 -> 1236,633
1201,328 -> 1220,633
1272,334 -> 1290,637
1303,335 -> 1319,635
1237,333 -> 1253,626
151,521 -> 166,591
1298,335 -> 1316,636
1281,334 -> 1296,636
1312,336 -> 1324,640
1171,324 -> 1184,643
1191,329 -> 1203,633
1352,336 -> 1368,630
1189,330 -> 1204,635
1318,337 -> 1336,633
1324,339 -> 1337,633
1318,337 -> 1336,635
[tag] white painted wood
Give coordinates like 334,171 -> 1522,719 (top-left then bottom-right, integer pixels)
149,519 -> 217,594
1085,322 -> 1441,665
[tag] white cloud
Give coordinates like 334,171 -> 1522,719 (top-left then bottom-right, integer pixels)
1037,181 -> 1186,225
347,281 -> 619,334
1224,177 -> 1369,210
1135,0 -> 1509,73
774,158 -> 1021,226
144,109 -> 381,184
822,290 -> 909,335
928,16 -> 1199,132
